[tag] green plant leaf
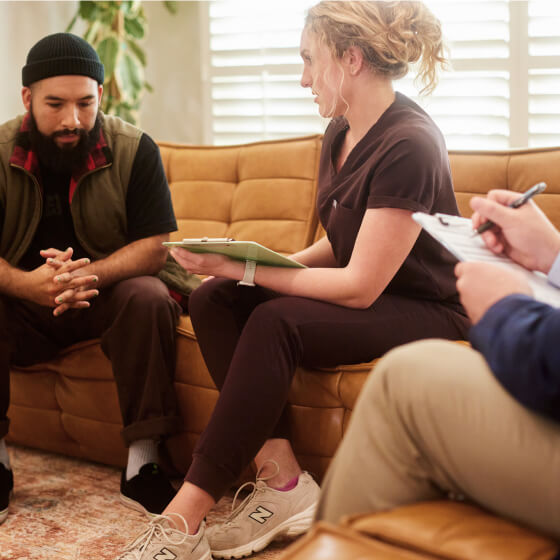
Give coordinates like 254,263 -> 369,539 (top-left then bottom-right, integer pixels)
116,103 -> 137,125
120,0 -> 134,13
102,95 -> 113,114
84,20 -> 100,44
124,16 -> 145,39
164,1 -> 178,15
66,12 -> 79,32
79,1 -> 98,21
67,0 -> 178,122
131,1 -> 145,18
126,39 -> 147,66
118,52 -> 143,101
99,6 -> 116,27
97,35 -> 119,80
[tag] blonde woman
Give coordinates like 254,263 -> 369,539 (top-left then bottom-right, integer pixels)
117,2 -> 469,559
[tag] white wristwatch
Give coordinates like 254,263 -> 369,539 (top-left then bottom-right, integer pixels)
237,259 -> 257,287
548,251 -> 560,288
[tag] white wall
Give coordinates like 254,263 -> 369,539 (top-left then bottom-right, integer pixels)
140,1 -> 204,144
0,1 -> 204,144
0,2 -> 77,124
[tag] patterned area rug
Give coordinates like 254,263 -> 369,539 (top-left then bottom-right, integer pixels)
0,445 -> 299,560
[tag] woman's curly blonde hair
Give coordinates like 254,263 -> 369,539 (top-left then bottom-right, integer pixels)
305,1 -> 448,95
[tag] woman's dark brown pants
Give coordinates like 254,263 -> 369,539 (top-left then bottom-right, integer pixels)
185,278 -> 470,502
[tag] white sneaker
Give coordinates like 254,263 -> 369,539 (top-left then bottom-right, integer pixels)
115,513 -> 211,560
207,465 -> 320,559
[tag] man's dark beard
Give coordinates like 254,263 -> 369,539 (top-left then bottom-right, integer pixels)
27,108 -> 102,175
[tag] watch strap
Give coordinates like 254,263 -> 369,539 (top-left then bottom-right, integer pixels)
237,259 -> 257,286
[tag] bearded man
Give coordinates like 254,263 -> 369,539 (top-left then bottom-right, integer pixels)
0,33 -> 197,523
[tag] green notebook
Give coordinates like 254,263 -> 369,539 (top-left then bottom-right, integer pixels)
163,238 -> 307,268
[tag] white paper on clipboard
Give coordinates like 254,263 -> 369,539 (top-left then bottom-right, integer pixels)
412,212 -> 560,307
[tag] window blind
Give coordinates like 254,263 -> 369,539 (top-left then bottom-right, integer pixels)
206,0 -> 560,149
528,0 -> 560,147
206,0 -> 321,145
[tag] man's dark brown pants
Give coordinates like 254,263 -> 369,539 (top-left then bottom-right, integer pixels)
0,276 -> 182,445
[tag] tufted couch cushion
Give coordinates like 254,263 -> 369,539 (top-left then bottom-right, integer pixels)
280,502 -> 559,559
159,136 -> 321,252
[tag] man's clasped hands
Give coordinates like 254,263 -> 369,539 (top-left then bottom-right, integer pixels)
25,247 -> 99,315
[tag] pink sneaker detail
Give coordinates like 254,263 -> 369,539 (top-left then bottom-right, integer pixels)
275,475 -> 299,492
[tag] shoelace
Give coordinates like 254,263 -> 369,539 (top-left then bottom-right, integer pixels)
226,460 -> 280,523
117,513 -> 190,560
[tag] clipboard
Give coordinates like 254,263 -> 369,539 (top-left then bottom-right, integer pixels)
163,238 -> 307,268
412,212 -> 560,307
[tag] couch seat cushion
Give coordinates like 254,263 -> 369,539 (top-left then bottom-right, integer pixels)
345,501 -> 559,560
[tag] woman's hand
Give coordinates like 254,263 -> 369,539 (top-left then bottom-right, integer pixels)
170,248 -> 241,279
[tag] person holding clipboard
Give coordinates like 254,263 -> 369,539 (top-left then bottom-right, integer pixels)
315,188 -> 560,540
116,2 -> 470,559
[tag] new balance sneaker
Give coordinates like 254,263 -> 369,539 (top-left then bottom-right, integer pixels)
0,464 -> 13,524
120,463 -> 176,515
207,470 -> 320,558
116,514 -> 211,560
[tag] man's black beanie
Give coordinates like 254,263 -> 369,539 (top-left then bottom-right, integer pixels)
22,32 -> 104,87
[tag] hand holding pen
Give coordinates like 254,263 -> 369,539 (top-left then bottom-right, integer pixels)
469,184 -> 560,273
473,182 -> 547,235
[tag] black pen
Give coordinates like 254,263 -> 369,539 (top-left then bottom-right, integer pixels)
473,181 -> 547,236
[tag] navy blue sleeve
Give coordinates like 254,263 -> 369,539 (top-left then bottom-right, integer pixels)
126,133 -> 177,242
470,294 -> 560,422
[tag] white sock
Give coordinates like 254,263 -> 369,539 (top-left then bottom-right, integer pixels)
0,439 -> 10,470
126,439 -> 158,480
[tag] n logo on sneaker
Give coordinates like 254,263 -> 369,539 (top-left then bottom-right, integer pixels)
153,548 -> 177,560
249,506 -> 274,524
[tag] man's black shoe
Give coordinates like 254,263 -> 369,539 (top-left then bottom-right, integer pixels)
0,464 -> 13,524
120,463 -> 176,515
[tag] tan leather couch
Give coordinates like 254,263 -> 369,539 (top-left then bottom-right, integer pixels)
281,502 -> 559,559
7,136 -> 560,556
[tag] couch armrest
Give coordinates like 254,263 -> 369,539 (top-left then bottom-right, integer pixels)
343,501 -> 559,560
279,521 -> 434,559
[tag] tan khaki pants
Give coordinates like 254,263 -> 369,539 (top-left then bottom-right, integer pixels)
315,340 -> 560,539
